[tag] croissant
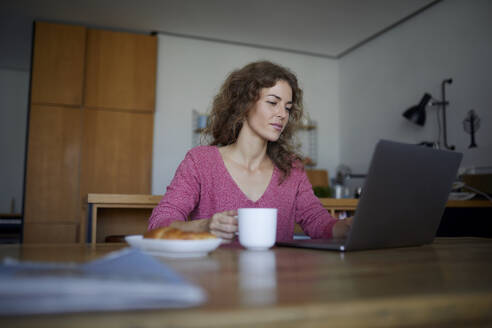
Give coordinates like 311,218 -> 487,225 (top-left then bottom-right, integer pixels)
144,227 -> 217,240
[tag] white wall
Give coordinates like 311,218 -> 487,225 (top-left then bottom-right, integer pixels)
152,34 -> 339,194
339,0 -> 492,176
0,68 -> 30,213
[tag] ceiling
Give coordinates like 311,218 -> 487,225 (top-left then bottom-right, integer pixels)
2,0 -> 440,58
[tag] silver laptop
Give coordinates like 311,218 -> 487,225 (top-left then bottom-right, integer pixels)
277,139 -> 463,251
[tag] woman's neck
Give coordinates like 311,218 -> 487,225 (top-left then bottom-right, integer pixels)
223,126 -> 270,172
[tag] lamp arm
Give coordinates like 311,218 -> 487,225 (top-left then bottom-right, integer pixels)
440,78 -> 455,150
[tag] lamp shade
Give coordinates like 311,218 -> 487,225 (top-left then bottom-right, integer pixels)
403,93 -> 432,126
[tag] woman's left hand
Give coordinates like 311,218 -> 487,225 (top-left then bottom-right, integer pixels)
332,217 -> 353,238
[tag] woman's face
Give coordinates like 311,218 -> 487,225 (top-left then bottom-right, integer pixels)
245,80 -> 292,142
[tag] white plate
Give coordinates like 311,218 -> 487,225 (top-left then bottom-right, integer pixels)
125,235 -> 222,258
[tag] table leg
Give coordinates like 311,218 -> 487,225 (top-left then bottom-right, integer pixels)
91,205 -> 98,245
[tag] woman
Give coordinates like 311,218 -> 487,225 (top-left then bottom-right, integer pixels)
148,61 -> 352,241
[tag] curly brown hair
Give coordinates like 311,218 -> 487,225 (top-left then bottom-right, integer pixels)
204,61 -> 304,182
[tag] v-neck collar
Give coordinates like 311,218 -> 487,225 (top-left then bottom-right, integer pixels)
215,146 -> 276,204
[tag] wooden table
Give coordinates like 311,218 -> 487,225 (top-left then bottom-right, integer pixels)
86,194 -> 162,244
87,194 -> 492,244
1,238 -> 492,327
319,198 -> 492,216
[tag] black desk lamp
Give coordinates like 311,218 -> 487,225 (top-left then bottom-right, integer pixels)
402,78 -> 455,150
403,93 -> 432,126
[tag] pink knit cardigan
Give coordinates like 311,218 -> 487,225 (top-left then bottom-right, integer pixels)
148,146 -> 337,241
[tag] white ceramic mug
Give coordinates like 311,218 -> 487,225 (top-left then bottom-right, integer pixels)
238,208 -> 277,251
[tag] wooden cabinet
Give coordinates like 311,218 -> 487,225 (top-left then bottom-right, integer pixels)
24,105 -> 82,223
80,109 -> 153,196
23,222 -> 79,244
84,29 -> 157,111
23,22 -> 157,243
30,23 -> 86,106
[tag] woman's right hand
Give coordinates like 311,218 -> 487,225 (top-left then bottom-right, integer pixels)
208,210 -> 238,240
332,217 -> 353,239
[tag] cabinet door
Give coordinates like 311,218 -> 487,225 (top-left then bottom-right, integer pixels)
23,105 -> 82,243
30,22 -> 86,106
84,29 -> 157,112
80,109 -> 153,196
23,222 -> 78,244
78,109 -> 153,242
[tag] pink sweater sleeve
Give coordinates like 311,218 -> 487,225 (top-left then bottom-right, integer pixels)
148,152 -> 200,230
295,170 -> 338,238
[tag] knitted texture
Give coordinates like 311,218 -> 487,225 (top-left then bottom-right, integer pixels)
148,146 -> 337,241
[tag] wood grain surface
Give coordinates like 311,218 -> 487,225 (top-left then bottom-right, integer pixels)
1,237 -> 491,328
30,22 -> 86,106
23,105 -> 83,243
84,29 -> 157,112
